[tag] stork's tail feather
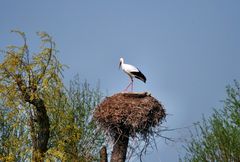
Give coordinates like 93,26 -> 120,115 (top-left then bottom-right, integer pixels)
131,71 -> 146,83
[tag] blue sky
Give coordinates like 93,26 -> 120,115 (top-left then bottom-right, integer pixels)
1,1 -> 240,161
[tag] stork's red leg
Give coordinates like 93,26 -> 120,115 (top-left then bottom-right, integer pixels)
131,80 -> 133,92
124,82 -> 132,91
123,77 -> 133,92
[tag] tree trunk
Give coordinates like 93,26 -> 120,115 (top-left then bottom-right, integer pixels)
30,99 -> 50,162
110,130 -> 129,162
16,76 -> 50,161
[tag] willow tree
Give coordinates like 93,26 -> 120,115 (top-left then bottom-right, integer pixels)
181,80 -> 240,162
46,76 -> 105,161
0,31 -> 64,161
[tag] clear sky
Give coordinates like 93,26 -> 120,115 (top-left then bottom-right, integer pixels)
1,1 -> 240,161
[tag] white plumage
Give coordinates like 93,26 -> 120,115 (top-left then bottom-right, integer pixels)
119,57 -> 146,91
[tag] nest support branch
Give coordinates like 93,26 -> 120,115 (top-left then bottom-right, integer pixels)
110,128 -> 130,162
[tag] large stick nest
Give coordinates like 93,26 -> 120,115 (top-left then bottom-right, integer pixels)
93,92 -> 166,138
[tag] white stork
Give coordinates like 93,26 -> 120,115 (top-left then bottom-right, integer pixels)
119,57 -> 146,91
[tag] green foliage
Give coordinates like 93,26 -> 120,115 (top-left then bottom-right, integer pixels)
0,105 -> 31,162
181,80 -> 240,162
46,76 -> 104,161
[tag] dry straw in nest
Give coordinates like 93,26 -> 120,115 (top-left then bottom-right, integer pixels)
93,92 -> 166,138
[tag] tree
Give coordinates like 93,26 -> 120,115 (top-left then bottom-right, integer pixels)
0,31 -> 63,161
181,80 -> 240,162
0,31 -> 104,161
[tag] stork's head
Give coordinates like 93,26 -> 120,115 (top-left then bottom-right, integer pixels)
119,57 -> 124,69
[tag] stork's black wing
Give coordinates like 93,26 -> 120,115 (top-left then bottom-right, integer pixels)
130,70 -> 146,83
